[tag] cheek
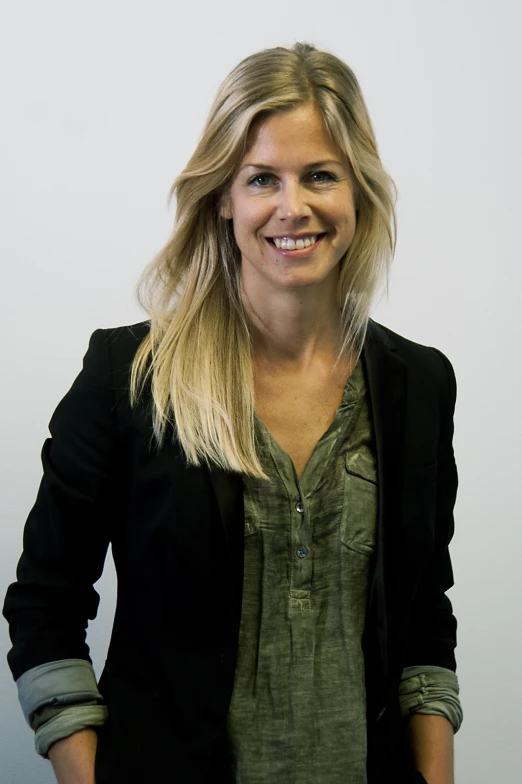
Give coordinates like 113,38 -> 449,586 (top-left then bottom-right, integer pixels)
236,210 -> 265,240
330,216 -> 356,251
339,211 -> 357,236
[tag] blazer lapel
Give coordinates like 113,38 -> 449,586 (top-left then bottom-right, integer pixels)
362,318 -> 408,713
207,317 -> 409,709
207,463 -> 245,613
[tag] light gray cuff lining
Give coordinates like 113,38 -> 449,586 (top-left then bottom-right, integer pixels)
399,668 -> 463,733
35,704 -> 108,758
16,659 -> 103,726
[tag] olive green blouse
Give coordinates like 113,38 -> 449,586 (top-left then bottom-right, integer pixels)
224,356 -> 461,783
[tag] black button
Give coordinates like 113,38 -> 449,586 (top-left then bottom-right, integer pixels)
295,501 -> 304,513
296,545 -> 309,559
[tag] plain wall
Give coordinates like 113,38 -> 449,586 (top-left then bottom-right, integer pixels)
1,1 -> 521,781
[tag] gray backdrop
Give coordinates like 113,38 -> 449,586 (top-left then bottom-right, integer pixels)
1,0 -> 520,781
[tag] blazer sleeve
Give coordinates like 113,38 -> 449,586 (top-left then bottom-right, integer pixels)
2,328 -> 119,681
403,347 -> 459,671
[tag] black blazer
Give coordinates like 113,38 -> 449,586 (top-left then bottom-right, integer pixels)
3,318 -> 458,784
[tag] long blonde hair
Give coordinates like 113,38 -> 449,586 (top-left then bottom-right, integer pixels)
130,41 -> 398,480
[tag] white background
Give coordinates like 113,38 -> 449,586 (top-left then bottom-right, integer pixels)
1,1 -> 520,781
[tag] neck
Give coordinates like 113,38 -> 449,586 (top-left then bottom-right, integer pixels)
240,277 -> 348,373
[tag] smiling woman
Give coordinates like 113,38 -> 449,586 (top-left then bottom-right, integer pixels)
3,41 -> 461,784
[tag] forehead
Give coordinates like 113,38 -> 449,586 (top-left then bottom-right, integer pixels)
244,103 -> 342,164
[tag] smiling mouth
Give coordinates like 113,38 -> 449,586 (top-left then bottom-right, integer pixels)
266,232 -> 327,248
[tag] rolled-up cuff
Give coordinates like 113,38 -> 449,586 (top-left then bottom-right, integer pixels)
16,659 -> 103,726
35,703 -> 108,758
399,666 -> 463,733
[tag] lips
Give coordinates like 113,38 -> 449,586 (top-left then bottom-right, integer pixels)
264,232 -> 328,259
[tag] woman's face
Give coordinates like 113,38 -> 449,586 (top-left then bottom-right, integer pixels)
220,102 -> 358,296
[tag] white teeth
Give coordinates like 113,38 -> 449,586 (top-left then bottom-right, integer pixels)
273,234 -> 318,250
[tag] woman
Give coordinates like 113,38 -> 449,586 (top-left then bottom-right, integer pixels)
3,42 -> 462,784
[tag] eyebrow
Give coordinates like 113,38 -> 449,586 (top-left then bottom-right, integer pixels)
240,159 -> 343,172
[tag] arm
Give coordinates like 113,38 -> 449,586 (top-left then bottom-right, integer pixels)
47,729 -> 98,784
404,348 -> 460,781
2,330 -> 118,773
3,329 -> 117,678
400,665 -> 462,784
406,714 -> 454,784
17,659 -> 108,783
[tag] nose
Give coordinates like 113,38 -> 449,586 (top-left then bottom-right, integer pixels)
275,179 -> 313,221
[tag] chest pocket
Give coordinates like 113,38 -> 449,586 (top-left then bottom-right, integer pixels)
341,449 -> 378,556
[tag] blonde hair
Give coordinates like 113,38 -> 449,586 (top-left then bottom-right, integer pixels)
130,41 -> 398,480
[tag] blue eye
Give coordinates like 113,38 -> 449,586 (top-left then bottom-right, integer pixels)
248,171 -> 337,187
249,174 -> 272,187
310,171 -> 336,183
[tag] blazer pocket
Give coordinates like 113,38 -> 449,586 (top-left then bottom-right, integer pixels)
341,450 -> 378,556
